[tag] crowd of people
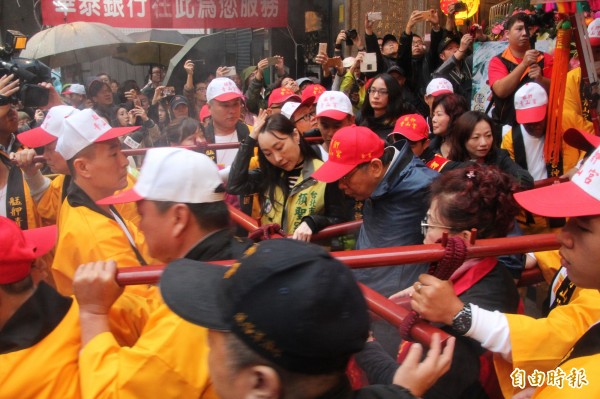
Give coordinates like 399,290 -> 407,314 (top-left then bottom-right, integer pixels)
2,4 -> 600,399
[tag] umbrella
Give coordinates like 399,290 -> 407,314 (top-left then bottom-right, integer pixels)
113,29 -> 187,66
164,32 -> 226,89
20,22 -> 134,68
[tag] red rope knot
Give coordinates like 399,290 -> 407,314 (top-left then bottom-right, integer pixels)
399,236 -> 468,341
427,236 -> 468,279
247,224 -> 286,241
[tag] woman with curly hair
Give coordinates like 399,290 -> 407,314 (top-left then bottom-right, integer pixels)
446,110 -> 533,190
356,164 -> 521,399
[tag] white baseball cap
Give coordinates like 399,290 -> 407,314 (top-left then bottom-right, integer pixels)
425,78 -> 454,97
56,109 -> 140,160
342,57 -> 355,68
589,18 -> 600,47
97,147 -> 225,205
17,105 -> 79,148
63,83 -> 86,95
515,145 -> 600,217
206,77 -> 244,102
316,91 -> 353,121
514,83 -> 548,124
281,102 -> 302,120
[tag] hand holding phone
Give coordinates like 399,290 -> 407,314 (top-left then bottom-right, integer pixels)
325,56 -> 343,69
266,56 -> 280,66
223,66 -> 237,77
162,86 -> 175,97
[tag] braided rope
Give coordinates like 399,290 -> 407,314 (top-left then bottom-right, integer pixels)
398,237 -> 468,341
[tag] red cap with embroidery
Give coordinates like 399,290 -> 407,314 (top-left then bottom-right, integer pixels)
301,84 -> 326,105
389,113 -> 429,142
268,87 -> 301,107
311,125 -> 384,183
0,217 -> 57,284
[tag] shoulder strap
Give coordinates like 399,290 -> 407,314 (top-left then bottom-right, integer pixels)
109,206 -> 148,266
511,125 -> 528,170
4,160 -> 29,229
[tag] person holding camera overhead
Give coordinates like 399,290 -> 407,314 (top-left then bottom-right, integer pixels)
363,13 -> 412,79
488,13 -> 553,128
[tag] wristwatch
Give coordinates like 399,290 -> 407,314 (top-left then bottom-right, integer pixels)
451,303 -> 472,335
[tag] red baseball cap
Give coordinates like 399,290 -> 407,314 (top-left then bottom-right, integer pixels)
515,146 -> 600,217
301,84 -> 326,104
0,217 -> 57,284
389,114 -> 429,142
563,128 -> 600,152
199,104 -> 211,122
311,125 -> 384,183
268,87 -> 301,107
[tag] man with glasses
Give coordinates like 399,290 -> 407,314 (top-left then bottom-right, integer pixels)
312,125 -> 438,296
141,65 -> 166,100
280,97 -> 317,135
312,125 -> 437,356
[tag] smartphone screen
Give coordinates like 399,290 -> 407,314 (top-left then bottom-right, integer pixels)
319,43 -> 327,55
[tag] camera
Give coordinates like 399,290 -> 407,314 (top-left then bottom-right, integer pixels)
345,29 -> 358,46
0,30 -> 51,108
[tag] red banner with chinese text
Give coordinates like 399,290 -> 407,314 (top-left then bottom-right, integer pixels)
42,0 -> 288,29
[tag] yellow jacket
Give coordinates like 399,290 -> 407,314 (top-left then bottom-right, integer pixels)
0,284 -> 150,399
501,125 -> 582,180
563,67 -> 594,136
51,182 -> 157,297
38,174 -> 140,227
79,301 -> 216,399
0,291 -> 81,399
261,157 -> 327,233
494,263 -> 600,397
532,323 -> 600,398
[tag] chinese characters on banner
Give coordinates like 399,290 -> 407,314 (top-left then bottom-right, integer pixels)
42,0 -> 287,29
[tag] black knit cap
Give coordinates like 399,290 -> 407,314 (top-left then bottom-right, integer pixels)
160,239 -> 370,375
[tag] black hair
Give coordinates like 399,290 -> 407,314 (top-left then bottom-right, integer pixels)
505,12 -> 532,31
0,274 -> 33,294
447,111 -> 498,163
154,197 -> 230,231
165,117 -> 200,145
88,79 -> 111,99
118,80 -> 141,104
224,332 -> 346,397
256,113 -> 319,214
431,93 -> 469,137
360,73 -> 415,126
